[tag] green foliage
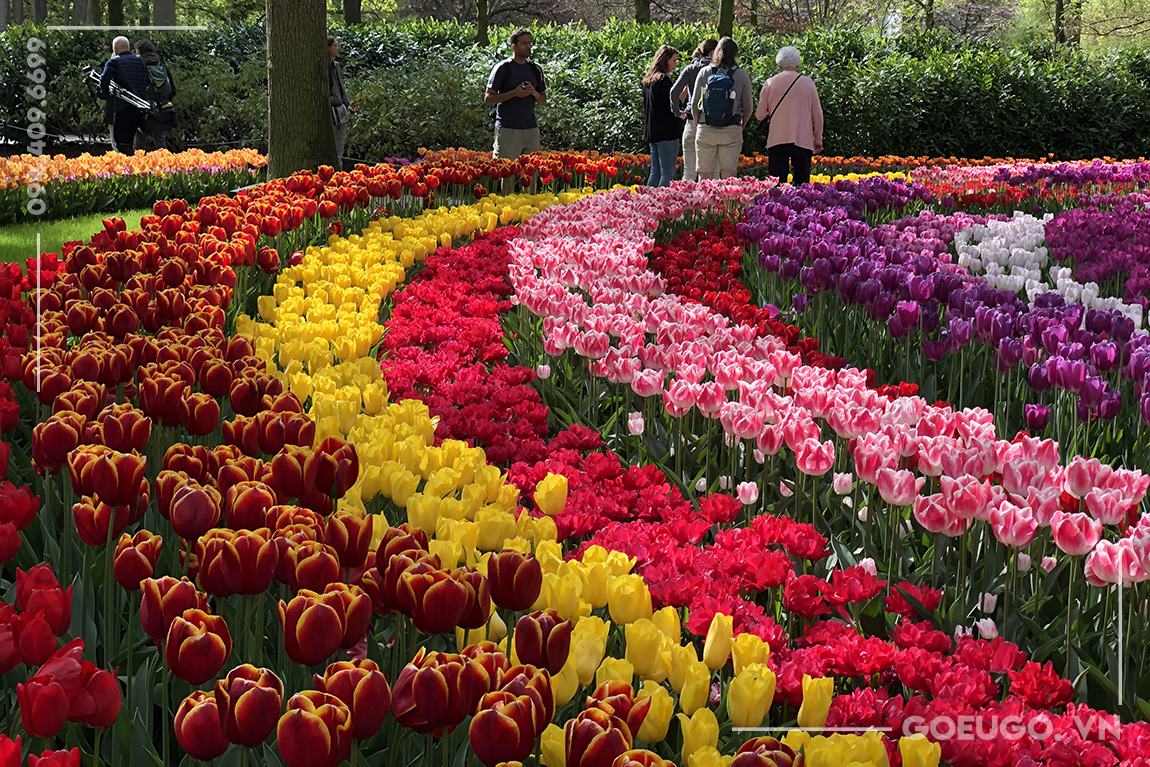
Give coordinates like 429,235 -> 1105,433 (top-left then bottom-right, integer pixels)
3,20 -> 1150,159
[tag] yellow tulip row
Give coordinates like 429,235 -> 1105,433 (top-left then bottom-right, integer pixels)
237,186 -> 940,767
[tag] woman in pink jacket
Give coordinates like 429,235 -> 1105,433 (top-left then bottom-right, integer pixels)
755,46 -> 823,186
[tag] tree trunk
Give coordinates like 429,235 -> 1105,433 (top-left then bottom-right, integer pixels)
635,0 -> 650,23
108,0 -> 123,24
32,0 -> 45,22
11,0 -> 21,24
344,0 -> 361,23
153,0 -> 174,24
717,0 -> 734,38
0,0 -> 9,32
922,0 -> 934,28
1054,0 -> 1066,43
475,0 -> 489,45
139,0 -> 150,23
72,0 -> 91,22
1068,0 -> 1081,44
748,0 -> 757,28
267,0 -> 337,178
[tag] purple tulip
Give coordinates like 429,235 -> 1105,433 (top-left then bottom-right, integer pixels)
896,301 -> 921,329
996,338 -> 1024,371
791,293 -> 810,313
1024,403 -> 1051,432
1029,363 -> 1052,393
1091,341 -> 1118,372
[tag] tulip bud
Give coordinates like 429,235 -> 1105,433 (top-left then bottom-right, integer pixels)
277,691 -> 352,767
114,530 -> 163,591
703,612 -> 734,670
139,576 -> 209,644
174,690 -> 229,761
165,608 -> 232,685
215,665 -> 284,748
485,550 -> 542,612
796,674 -> 834,729
514,609 -> 572,675
314,660 -> 391,740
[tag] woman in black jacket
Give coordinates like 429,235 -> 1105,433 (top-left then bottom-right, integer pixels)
133,39 -> 177,151
642,45 -> 682,188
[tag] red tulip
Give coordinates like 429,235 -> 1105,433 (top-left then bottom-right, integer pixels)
16,565 -> 72,636
66,662 -> 121,728
0,523 -> 20,563
586,681 -> 651,739
94,403 -> 151,453
215,664 -> 284,747
139,576 -> 209,645
0,735 -> 19,767
0,482 -> 38,531
731,737 -> 800,767
15,613 -> 57,666
278,589 -> 344,667
487,551 -> 542,611
373,523 -> 430,572
313,659 -> 391,740
16,674 -> 70,738
165,608 -> 232,685
27,748 -> 79,767
174,690 -> 229,761
455,567 -> 493,630
313,437 -> 359,498
71,495 -> 134,547
113,531 -> 163,591
514,608 -> 572,675
32,410 -> 85,475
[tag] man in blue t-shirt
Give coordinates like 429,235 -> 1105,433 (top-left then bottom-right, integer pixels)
484,29 -> 547,160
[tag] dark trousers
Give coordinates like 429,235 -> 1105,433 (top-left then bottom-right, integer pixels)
112,109 -> 146,154
767,142 -> 813,186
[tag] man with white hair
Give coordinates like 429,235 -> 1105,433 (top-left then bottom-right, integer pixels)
98,35 -> 151,155
755,45 -> 823,186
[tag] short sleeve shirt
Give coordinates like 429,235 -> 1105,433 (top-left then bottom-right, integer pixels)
487,58 -> 546,130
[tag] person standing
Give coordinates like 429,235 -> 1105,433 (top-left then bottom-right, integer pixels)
642,45 -> 682,188
484,29 -> 546,160
98,36 -> 150,155
328,36 -> 352,169
668,38 -> 716,182
690,37 -> 753,180
756,46 -> 823,186
133,40 -> 178,151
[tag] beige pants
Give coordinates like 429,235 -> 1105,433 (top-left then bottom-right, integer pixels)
695,124 -> 743,177
493,125 -> 540,159
682,119 -> 699,181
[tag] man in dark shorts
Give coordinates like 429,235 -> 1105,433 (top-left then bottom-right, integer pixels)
484,29 -> 547,160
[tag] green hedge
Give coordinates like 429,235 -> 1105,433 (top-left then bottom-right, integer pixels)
3,21 -> 1149,160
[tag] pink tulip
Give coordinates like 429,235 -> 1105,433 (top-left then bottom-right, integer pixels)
1065,456 -> 1113,500
876,467 -> 925,507
1002,460 -> 1044,497
1051,513 -> 1101,561
1017,553 -> 1032,572
736,482 -> 759,505
832,473 -> 853,495
696,382 -> 727,416
782,416 -> 820,453
975,618 -> 998,640
853,443 -> 890,485
939,474 -> 990,520
756,424 -> 784,456
536,364 -> 551,380
1040,556 -> 1057,572
1084,488 -> 1129,526
1025,486 -> 1060,527
666,379 -> 700,410
913,493 -> 968,537
990,502 -> 1037,548
627,412 -> 644,436
795,438 -> 834,477
780,481 -> 793,497
631,368 -> 664,398
1084,539 -> 1146,587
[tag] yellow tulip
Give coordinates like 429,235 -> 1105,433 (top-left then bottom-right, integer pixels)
534,472 -> 568,516
369,513 -> 389,553
797,675 -> 834,730
604,550 -> 636,577
899,734 -> 941,767
686,747 -> 728,767
727,666 -> 776,728
669,643 -> 699,693
677,707 -> 719,765
532,514 -> 558,543
805,733 -> 888,767
428,538 -> 462,569
540,723 -> 565,767
679,659 -> 710,715
624,619 -> 664,679
406,493 -> 440,535
607,574 -> 652,625
475,507 -> 518,551
782,730 -> 811,753
595,657 -> 634,688
636,680 -> 673,743
535,539 -> 564,575
731,633 -> 770,675
488,609 -> 507,643
651,606 -> 681,645
552,652 -> 580,706
572,561 -> 609,609
570,628 -> 607,687
575,615 -> 610,645
703,613 -> 733,670
546,570 -> 584,621
391,470 -> 420,508
581,545 -> 609,566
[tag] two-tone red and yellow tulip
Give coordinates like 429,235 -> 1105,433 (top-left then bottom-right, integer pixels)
277,691 -> 352,767
113,530 -> 163,591
514,608 -> 571,675
277,589 -> 345,667
313,437 -> 359,499
31,410 -> 84,475
390,648 -> 491,735
215,665 -> 284,747
67,445 -> 147,507
613,750 -> 676,767
323,510 -> 372,569
174,690 -> 229,761
321,583 -> 372,650
469,691 -> 538,767
225,480 -> 278,530
139,576 -> 209,644
313,659 -> 391,740
165,608 -> 232,685
71,495 -> 136,547
169,480 -> 223,540
283,539 -> 341,593
488,551 -> 543,611
454,567 -> 493,630
565,708 -> 633,767
586,681 -> 651,740
93,402 -> 151,453
196,527 -> 279,597
396,567 -> 469,635
730,737 -> 800,767
374,523 -> 430,572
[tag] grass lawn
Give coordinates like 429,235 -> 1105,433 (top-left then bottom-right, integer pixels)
0,208 -> 151,265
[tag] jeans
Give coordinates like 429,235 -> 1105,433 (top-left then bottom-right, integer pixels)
647,139 -> 679,187
768,142 -> 813,185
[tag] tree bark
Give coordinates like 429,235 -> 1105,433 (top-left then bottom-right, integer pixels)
748,0 -> 757,28
11,0 -> 21,24
717,0 -> 734,37
475,0 -> 489,45
0,0 -> 9,32
72,0 -> 91,22
153,0 -> 174,24
108,0 -> 123,24
139,0 -> 150,23
1054,0 -> 1066,43
635,0 -> 650,23
267,0 -> 338,178
32,0 -> 45,22
922,0 -> 934,28
344,0 -> 361,23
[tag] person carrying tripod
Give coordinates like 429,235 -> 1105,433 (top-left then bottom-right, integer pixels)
98,36 -> 150,155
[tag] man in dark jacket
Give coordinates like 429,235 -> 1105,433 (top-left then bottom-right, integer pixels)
98,36 -> 150,155
133,39 -> 178,151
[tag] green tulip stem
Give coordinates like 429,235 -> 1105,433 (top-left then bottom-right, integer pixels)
162,668 -> 170,764
1064,563 -> 1076,678
103,519 -> 117,667
93,728 -> 103,766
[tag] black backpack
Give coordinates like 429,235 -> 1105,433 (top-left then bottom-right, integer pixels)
488,59 -> 543,122
145,62 -> 173,106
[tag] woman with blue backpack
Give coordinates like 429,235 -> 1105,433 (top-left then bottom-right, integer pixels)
642,44 -> 683,188
689,37 -> 753,180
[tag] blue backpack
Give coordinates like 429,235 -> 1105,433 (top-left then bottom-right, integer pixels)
703,67 -> 739,127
